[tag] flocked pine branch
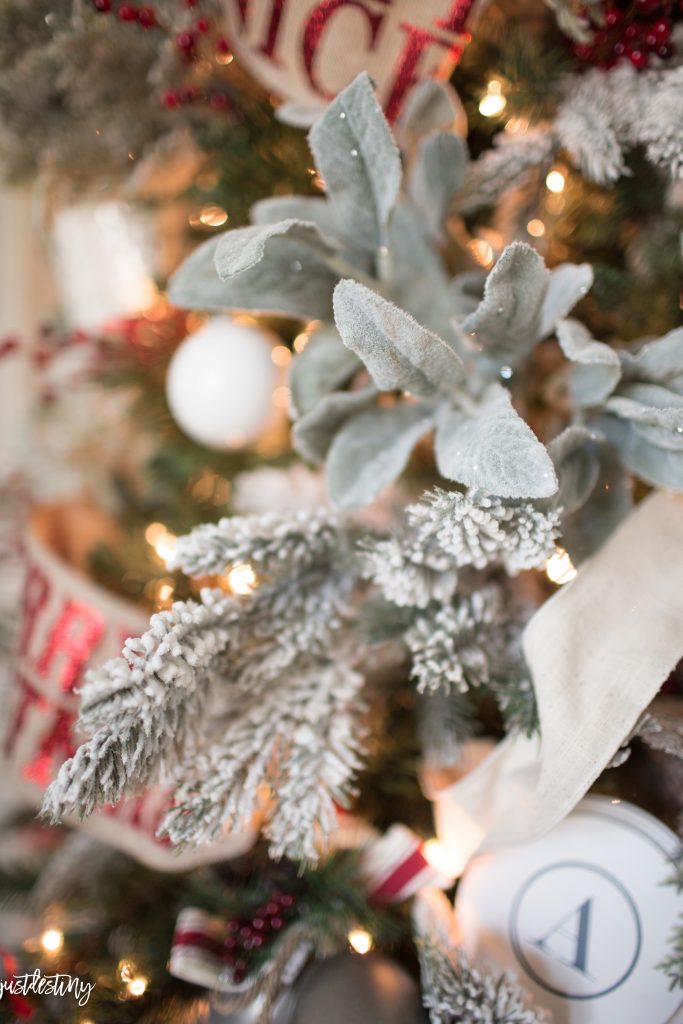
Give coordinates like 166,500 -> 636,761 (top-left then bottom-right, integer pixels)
160,658 -> 367,864
42,591 -> 236,821
418,940 -> 548,1024
406,588 -> 503,695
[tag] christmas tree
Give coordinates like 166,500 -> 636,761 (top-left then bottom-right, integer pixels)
1,2 -> 683,1022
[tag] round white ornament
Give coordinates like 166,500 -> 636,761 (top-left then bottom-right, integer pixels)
455,796 -> 683,1023
166,316 -> 279,449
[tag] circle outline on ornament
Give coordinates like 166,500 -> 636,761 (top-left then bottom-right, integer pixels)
509,858 -> 642,1000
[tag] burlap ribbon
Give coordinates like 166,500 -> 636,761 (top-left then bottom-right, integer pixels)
431,491 -> 683,868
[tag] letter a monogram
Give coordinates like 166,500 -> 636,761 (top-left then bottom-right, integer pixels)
533,898 -> 594,976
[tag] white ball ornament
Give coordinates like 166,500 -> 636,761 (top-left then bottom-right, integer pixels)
166,316 -> 279,449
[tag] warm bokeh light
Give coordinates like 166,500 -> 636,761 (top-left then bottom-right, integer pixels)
272,385 -> 291,409
545,547 -> 577,585
468,238 -> 494,268
348,928 -> 374,954
198,203 -> 229,227
145,522 -> 177,566
423,838 -> 461,878
126,976 -> 148,998
526,219 -> 546,238
227,562 -> 257,595
40,928 -> 64,954
545,169 -> 566,193
479,80 -> 507,118
271,344 -> 292,367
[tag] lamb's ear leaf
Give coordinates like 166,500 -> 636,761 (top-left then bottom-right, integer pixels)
462,243 -> 548,366
599,413 -> 683,490
333,279 -> 464,397
409,132 -> 468,239
620,327 -> 683,389
557,319 -> 621,407
168,236 -> 227,310
539,263 -> 593,339
292,386 -> 377,464
290,326 -> 362,418
547,425 -> 600,515
396,79 -> 466,154
309,72 -> 402,252
211,220 -> 340,320
605,383 -> 683,451
435,384 -> 558,499
327,403 -> 433,509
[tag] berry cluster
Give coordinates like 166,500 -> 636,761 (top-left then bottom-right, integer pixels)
88,0 -> 233,112
572,0 -> 682,69
223,891 -> 297,985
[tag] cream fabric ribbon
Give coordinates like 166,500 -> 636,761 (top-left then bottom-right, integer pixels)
431,491 -> 683,870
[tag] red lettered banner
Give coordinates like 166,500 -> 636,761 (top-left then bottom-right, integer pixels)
3,515 -> 255,871
223,0 -> 482,119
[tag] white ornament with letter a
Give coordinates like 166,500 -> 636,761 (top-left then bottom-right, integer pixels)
222,0 -> 481,120
455,796 -> 683,1022
166,315 -> 280,449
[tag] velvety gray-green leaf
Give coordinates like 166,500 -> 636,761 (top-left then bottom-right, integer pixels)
599,414 -> 683,490
308,72 -> 401,252
450,270 -> 486,319
168,236 -> 227,310
557,318 -> 621,406
333,280 -> 464,397
434,384 -> 557,499
396,79 -> 465,154
290,326 -> 362,417
251,196 -> 338,233
619,327 -> 683,389
605,383 -> 683,450
539,262 -> 593,339
462,242 -> 548,366
386,203 -> 461,343
560,444 -> 632,563
292,385 -> 377,464
409,132 -> 468,239
211,220 -> 340,320
547,425 -> 600,514
326,403 -> 433,509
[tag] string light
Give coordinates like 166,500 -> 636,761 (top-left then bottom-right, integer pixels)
422,838 -> 461,879
271,345 -> 292,367
227,563 -> 257,595
545,169 -> 566,194
145,522 -> 177,565
40,928 -> 64,954
272,385 -> 291,409
468,238 -> 494,268
293,331 -> 311,353
126,975 -> 148,998
198,203 -> 229,228
545,547 -> 577,585
479,80 -> 507,118
348,928 -> 374,954
526,219 -> 546,238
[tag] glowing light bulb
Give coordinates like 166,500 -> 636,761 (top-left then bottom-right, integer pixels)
526,219 -> 545,238
127,976 -> 148,998
479,80 -> 507,118
228,562 -> 257,595
145,523 -> 177,566
423,838 -> 461,878
348,928 -> 374,954
198,203 -> 228,228
545,547 -> 577,585
545,169 -> 566,194
271,345 -> 292,367
40,928 -> 64,954
468,238 -> 494,268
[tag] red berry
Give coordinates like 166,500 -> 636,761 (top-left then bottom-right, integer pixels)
624,24 -> 639,40
251,934 -> 264,949
653,19 -> 672,38
605,8 -> 622,26
635,0 -> 660,12
162,90 -> 180,108
234,958 -> 247,973
265,902 -> 279,916
118,3 -> 138,21
92,0 -> 111,11
270,916 -> 284,930
176,30 -> 195,49
645,32 -> 658,46
224,936 -> 238,952
195,16 -> 210,32
137,5 -> 156,27
252,917 -> 266,931
216,35 -> 231,54
574,43 -> 593,59
184,0 -> 199,5
180,85 -> 197,103
628,47 -> 649,68
279,893 -> 295,909
209,92 -> 228,109
657,42 -> 674,58
613,40 -> 626,55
